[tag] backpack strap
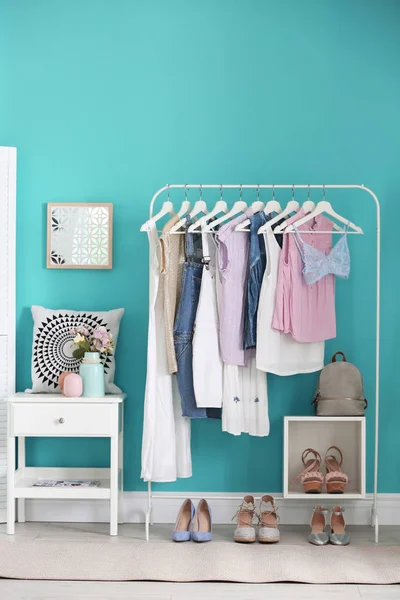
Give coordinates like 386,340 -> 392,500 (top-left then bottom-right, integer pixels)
332,351 -> 346,362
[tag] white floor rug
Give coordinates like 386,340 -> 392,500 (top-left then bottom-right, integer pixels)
1,539 -> 400,583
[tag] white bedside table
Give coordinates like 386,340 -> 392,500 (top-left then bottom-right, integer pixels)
6,392 -> 126,536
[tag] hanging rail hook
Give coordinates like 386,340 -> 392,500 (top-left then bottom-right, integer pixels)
184,184 -> 188,201
323,184 -> 326,200
257,184 -> 260,202
200,184 -> 203,200
220,184 -> 223,201
240,184 -> 243,202
272,184 -> 275,200
308,184 -> 311,200
292,184 -> 295,200
167,184 -> 170,202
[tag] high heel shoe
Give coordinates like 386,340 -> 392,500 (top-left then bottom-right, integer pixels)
191,499 -> 212,542
232,495 -> 257,543
330,506 -> 350,545
172,499 -> 194,542
293,448 -> 324,494
258,495 -> 280,543
308,506 -> 329,546
324,446 -> 349,494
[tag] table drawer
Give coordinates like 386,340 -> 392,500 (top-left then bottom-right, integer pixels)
11,403 -> 114,436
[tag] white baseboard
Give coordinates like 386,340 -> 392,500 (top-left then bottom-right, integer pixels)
21,492 -> 400,526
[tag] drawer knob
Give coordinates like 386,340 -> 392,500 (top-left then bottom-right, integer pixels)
58,417 -> 65,424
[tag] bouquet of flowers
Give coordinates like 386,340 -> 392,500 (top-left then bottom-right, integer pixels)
70,326 -> 114,360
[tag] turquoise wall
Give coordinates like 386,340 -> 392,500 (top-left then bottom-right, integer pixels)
1,0 -> 399,493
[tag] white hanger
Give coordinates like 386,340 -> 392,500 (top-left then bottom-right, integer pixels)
276,185 -> 343,233
258,186 -> 300,234
189,186 -> 228,232
177,185 -> 191,217
140,186 -> 174,231
280,186 -> 363,234
264,185 -> 282,215
251,185 -> 264,213
204,185 -> 247,232
170,185 -> 208,233
302,186 -> 315,214
235,186 -> 265,232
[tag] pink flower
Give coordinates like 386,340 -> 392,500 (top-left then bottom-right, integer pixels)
90,326 -> 114,355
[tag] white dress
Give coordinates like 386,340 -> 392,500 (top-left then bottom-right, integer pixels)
141,222 -> 192,482
222,359 -> 269,437
214,233 -> 269,437
192,232 -> 223,408
256,224 -> 324,375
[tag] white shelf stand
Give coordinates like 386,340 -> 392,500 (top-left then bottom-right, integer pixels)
143,184 -> 381,542
283,416 -> 366,500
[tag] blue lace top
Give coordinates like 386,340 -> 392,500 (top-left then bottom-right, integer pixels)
292,223 -> 350,285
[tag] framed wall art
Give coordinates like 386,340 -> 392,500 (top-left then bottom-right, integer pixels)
47,202 -> 113,269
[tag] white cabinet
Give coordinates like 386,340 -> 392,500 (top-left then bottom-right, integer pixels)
0,147 -> 16,523
7,393 -> 125,535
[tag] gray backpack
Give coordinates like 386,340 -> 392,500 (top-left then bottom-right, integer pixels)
312,351 -> 368,416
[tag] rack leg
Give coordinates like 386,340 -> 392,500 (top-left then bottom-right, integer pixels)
145,481 -> 152,541
371,508 -> 379,543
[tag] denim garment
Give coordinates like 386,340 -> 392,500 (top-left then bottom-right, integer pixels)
244,211 -> 270,349
174,218 -> 222,420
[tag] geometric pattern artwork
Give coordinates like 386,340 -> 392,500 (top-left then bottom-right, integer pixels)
32,312 -> 113,390
47,203 -> 113,269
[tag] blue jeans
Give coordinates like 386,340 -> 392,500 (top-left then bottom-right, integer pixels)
174,261 -> 206,418
244,211 -> 269,349
174,223 -> 221,420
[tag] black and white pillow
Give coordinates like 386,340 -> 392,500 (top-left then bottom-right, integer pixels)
28,305 -> 124,393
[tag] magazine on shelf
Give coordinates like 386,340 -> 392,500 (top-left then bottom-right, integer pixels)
32,479 -> 101,488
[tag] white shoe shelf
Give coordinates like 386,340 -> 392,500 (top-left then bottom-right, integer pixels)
283,416 -> 366,500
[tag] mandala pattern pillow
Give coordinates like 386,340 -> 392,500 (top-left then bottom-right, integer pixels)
28,305 -> 124,394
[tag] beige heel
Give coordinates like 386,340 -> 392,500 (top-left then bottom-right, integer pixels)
324,446 -> 349,494
293,449 -> 324,494
258,495 -> 280,543
232,495 -> 256,543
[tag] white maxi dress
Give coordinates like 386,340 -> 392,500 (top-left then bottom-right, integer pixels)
141,222 -> 192,482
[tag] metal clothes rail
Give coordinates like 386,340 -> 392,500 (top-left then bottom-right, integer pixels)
143,184 -> 381,543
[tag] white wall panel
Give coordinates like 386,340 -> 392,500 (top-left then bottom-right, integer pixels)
0,147 -> 16,522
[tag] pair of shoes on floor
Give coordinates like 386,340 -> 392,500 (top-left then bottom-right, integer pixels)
294,446 -> 349,494
309,505 -> 350,546
233,495 -> 280,543
172,499 -> 212,542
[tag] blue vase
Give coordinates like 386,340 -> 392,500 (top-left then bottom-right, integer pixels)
79,352 -> 105,397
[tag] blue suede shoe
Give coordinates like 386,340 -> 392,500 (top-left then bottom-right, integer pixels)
172,499 -> 195,542
191,499 -> 212,543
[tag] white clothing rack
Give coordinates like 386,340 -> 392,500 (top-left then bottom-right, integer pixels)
144,184 -> 381,543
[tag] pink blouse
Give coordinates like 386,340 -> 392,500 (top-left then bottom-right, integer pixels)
272,209 -> 336,343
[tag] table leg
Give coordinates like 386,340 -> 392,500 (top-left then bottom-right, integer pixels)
110,434 -> 118,536
7,435 -> 15,535
17,436 -> 25,523
118,429 -> 124,524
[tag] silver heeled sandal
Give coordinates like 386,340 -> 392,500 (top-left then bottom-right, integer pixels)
308,506 -> 329,546
330,506 -> 350,545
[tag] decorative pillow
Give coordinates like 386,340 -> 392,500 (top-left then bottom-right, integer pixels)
28,305 -> 124,394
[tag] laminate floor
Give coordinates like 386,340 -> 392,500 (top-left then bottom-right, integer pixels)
0,523 -> 399,599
